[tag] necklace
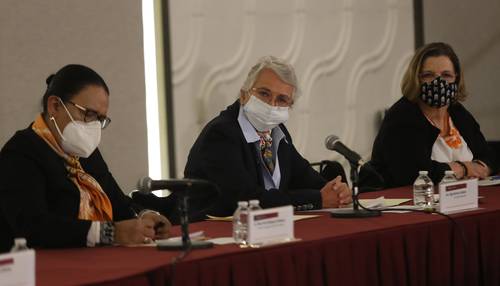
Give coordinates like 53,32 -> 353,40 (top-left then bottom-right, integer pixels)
423,112 -> 450,136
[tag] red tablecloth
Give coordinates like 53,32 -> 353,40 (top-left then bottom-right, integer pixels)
37,186 -> 500,286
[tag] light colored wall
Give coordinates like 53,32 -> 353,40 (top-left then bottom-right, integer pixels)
170,0 -> 415,176
0,0 -> 418,189
424,0 -> 500,140
0,0 -> 148,192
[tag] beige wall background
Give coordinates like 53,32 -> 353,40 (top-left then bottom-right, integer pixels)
424,0 -> 500,140
170,0 -> 415,177
0,0 -> 148,192
3,0 -> 496,193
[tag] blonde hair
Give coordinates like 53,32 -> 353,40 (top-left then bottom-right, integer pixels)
401,42 -> 467,102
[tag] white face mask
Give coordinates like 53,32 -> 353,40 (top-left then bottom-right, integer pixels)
51,99 -> 101,158
243,95 -> 289,132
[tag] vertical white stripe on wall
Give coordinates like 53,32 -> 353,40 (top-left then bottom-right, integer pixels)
142,0 -> 163,180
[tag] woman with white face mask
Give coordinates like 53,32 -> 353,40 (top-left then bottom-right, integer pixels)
0,64 -> 170,251
185,56 -> 352,217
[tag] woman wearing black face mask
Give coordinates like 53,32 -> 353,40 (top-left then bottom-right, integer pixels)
369,42 -> 497,188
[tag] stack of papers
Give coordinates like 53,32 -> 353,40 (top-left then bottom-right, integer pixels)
358,197 -> 411,209
347,197 -> 417,213
478,175 -> 500,186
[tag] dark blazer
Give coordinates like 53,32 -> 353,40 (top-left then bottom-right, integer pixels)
0,125 -> 136,250
184,101 -> 326,216
370,97 -> 496,188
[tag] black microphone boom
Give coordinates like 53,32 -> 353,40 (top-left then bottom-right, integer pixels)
137,177 -> 212,194
136,176 -> 215,250
324,135 -> 365,167
324,134 -> 381,218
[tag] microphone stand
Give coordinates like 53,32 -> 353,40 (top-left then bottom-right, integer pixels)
330,161 -> 381,218
157,185 -> 213,250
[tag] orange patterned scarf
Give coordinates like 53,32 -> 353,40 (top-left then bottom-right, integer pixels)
32,114 -> 113,221
442,116 -> 462,149
424,113 -> 463,149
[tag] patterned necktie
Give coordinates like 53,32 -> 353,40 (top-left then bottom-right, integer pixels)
257,131 -> 274,174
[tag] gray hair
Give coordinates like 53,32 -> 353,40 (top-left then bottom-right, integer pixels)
241,56 -> 300,100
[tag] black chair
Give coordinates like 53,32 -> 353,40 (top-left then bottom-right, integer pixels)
487,141 -> 500,173
131,183 -> 219,225
0,216 -> 13,253
311,160 -> 347,183
358,161 -> 385,193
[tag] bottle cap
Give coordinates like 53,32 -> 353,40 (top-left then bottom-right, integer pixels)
14,238 -> 27,245
237,201 -> 248,207
249,200 -> 259,205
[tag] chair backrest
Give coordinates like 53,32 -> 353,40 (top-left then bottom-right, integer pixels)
487,141 -> 500,173
358,161 -> 385,193
311,160 -> 347,183
0,215 -> 13,253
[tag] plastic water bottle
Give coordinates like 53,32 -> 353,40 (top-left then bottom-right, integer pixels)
248,200 -> 262,212
10,238 -> 29,252
434,170 -> 457,204
232,201 -> 249,245
413,171 -> 434,209
440,170 -> 457,184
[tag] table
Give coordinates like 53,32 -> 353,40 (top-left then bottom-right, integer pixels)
37,185 -> 500,286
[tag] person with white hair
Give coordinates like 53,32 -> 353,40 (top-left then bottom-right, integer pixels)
184,56 -> 352,216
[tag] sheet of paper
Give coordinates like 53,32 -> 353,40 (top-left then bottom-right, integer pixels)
208,237 -> 235,245
478,175 -> 500,186
207,214 -> 321,222
379,198 -> 412,207
302,197 -> 412,212
156,231 -> 205,243
293,214 -> 321,221
383,205 -> 423,213
358,196 -> 385,208
206,215 -> 232,222
125,231 -> 206,247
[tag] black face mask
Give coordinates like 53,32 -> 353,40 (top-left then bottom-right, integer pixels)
420,77 -> 458,108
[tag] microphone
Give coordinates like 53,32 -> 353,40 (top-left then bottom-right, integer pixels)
325,135 -> 382,218
136,176 -> 212,194
136,176 -> 217,250
324,135 -> 365,166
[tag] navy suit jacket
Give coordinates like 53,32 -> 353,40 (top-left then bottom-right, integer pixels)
184,101 -> 326,216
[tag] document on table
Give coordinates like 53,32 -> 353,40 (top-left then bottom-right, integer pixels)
478,175 -> 500,186
206,214 -> 321,222
301,196 -> 412,213
126,231 -> 207,247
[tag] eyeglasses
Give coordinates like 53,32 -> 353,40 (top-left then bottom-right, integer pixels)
67,101 -> 111,129
419,71 -> 456,83
250,87 -> 293,107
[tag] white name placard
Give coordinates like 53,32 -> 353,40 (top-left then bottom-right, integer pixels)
439,178 -> 478,213
247,205 -> 294,246
0,249 -> 35,286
